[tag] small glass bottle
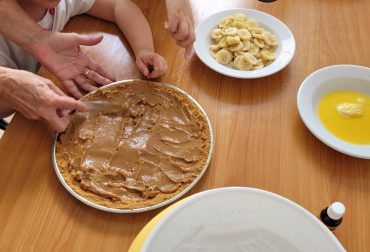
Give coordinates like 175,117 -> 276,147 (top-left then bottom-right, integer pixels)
320,202 -> 345,231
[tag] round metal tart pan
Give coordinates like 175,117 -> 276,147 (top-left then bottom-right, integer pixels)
52,79 -> 214,213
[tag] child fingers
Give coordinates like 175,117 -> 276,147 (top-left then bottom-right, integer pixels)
147,57 -> 167,78
176,20 -> 195,48
172,20 -> 190,41
165,20 -> 179,33
136,58 -> 150,77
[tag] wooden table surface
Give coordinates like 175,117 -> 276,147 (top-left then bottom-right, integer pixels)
1,0 -> 369,251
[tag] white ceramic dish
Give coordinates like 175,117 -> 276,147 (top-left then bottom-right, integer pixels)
193,8 -> 296,79
142,187 -> 345,252
52,80 -> 214,213
297,65 -> 370,159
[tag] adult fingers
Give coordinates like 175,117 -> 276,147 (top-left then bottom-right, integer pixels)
47,81 -> 66,96
83,68 -> 112,86
74,75 -> 97,93
52,95 -> 87,111
88,60 -> 116,82
56,108 -> 70,118
74,34 -> 104,47
45,109 -> 70,133
62,79 -> 83,99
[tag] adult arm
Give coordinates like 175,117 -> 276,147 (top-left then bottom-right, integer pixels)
0,0 -> 115,98
0,66 -> 86,132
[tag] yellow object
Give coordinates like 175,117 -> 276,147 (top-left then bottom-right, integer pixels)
318,90 -> 370,144
128,199 -> 187,252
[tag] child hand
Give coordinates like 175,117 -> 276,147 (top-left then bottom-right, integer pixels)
136,50 -> 168,79
165,0 -> 195,59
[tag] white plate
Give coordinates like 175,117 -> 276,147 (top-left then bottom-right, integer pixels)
52,80 -> 214,213
193,8 -> 296,79
142,187 -> 345,252
297,65 -> 370,159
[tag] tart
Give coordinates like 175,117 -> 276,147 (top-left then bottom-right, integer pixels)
55,80 -> 211,210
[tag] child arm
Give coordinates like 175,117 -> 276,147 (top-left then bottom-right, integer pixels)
87,0 -> 167,78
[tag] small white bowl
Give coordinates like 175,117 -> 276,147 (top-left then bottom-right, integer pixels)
193,8 -> 296,79
297,65 -> 370,159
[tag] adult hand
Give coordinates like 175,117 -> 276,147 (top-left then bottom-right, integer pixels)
30,31 -> 116,99
165,0 -> 195,59
136,50 -> 168,78
0,68 -> 86,132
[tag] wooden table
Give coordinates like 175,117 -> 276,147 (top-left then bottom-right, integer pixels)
1,0 -> 369,251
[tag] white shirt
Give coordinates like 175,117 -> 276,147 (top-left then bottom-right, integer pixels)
0,0 -> 95,73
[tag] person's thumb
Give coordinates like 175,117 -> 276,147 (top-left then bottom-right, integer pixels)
75,34 -> 103,46
43,108 -> 70,132
136,58 -> 149,77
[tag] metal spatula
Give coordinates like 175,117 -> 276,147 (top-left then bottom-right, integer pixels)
83,100 -> 123,113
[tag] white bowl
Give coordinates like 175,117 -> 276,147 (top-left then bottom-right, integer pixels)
297,65 -> 370,159
142,187 -> 345,252
193,8 -> 296,79
52,80 -> 214,213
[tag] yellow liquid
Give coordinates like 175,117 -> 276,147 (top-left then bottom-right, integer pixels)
318,90 -> 370,145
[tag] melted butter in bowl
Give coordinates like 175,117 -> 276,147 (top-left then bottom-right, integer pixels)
318,90 -> 370,145
297,65 -> 370,158
54,80 -> 213,212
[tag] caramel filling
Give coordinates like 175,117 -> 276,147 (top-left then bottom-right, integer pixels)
58,82 -> 206,201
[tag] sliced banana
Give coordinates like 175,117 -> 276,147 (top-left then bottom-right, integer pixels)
237,29 -> 252,40
243,52 -> 259,65
234,51 -> 245,57
246,19 -> 259,29
261,51 -> 276,61
211,28 -> 223,41
215,49 -> 233,64
210,50 -> 218,58
248,43 -> 260,56
209,44 -> 220,51
253,63 -> 265,70
209,13 -> 278,71
253,38 -> 265,48
234,55 -> 253,70
226,36 -> 241,45
222,27 -> 238,36
219,17 -> 233,28
231,20 -> 247,29
233,13 -> 248,22
217,37 -> 228,47
242,40 -> 251,51
262,31 -> 278,46
229,42 -> 244,51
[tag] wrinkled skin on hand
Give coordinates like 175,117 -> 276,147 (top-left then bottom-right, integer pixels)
0,68 -> 86,132
32,31 -> 116,99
